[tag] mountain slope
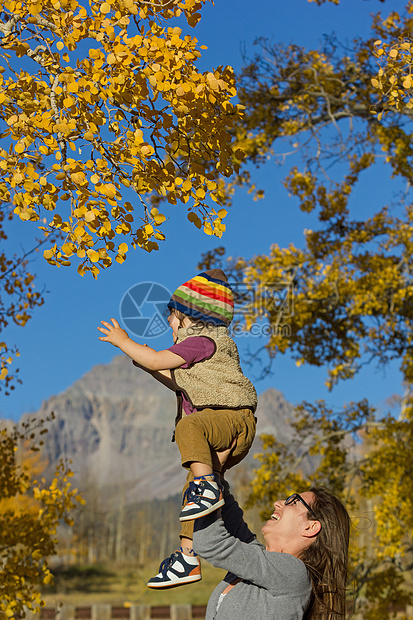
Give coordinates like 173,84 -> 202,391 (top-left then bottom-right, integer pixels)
21,355 -> 297,502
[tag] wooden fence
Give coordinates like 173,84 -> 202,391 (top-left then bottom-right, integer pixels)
26,605 -> 207,620
25,603 -> 413,619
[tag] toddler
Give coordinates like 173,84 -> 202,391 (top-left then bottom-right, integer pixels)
98,269 -> 257,588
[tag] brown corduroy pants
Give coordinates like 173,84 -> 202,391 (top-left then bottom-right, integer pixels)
174,407 -> 256,540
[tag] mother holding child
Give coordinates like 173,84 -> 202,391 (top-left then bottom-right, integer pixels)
99,268 -> 350,619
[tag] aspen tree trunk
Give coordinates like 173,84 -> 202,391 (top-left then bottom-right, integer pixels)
115,486 -> 126,561
138,512 -> 148,565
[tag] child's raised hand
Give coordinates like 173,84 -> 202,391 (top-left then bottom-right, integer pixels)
98,318 -> 129,348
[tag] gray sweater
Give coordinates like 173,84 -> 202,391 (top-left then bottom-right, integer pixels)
193,484 -> 312,620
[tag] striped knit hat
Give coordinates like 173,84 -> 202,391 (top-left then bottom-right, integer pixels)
168,269 -> 234,326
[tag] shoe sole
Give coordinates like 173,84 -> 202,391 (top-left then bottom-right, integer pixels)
179,498 -> 225,521
147,574 -> 202,589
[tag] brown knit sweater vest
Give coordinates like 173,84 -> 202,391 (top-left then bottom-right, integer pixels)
171,324 -> 257,427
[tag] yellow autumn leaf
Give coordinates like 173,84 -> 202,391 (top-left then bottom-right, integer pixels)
87,249 -> 100,262
100,185 -> 116,199
140,145 -> 154,156
71,172 -> 86,184
153,213 -> 166,225
203,222 -> 213,235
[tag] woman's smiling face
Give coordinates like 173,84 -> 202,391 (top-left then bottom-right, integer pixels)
261,491 -> 319,555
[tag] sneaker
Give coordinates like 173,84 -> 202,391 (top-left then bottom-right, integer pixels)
179,477 -> 224,522
147,548 -> 201,588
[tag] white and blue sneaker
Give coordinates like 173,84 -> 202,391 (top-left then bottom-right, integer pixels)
179,476 -> 224,522
147,548 -> 201,588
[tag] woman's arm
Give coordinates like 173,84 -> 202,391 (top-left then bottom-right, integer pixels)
220,480 -> 256,543
213,442 -> 255,543
193,511 -> 309,594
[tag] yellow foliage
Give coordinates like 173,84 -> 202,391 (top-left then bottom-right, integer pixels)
0,203 -> 45,393
219,3 -> 413,392
0,0 -> 238,278
371,36 -> 413,116
0,0 -> 243,390
0,418 -> 82,616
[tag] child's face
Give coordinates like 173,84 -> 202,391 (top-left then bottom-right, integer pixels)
167,311 -> 180,343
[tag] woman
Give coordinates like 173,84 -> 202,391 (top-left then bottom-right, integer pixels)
193,479 -> 350,619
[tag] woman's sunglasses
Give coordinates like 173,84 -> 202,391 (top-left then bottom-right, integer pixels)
285,493 -> 319,521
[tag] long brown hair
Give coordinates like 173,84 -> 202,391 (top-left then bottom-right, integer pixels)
300,487 -> 350,620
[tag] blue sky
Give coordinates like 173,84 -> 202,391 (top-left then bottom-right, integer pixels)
0,0 -> 407,420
